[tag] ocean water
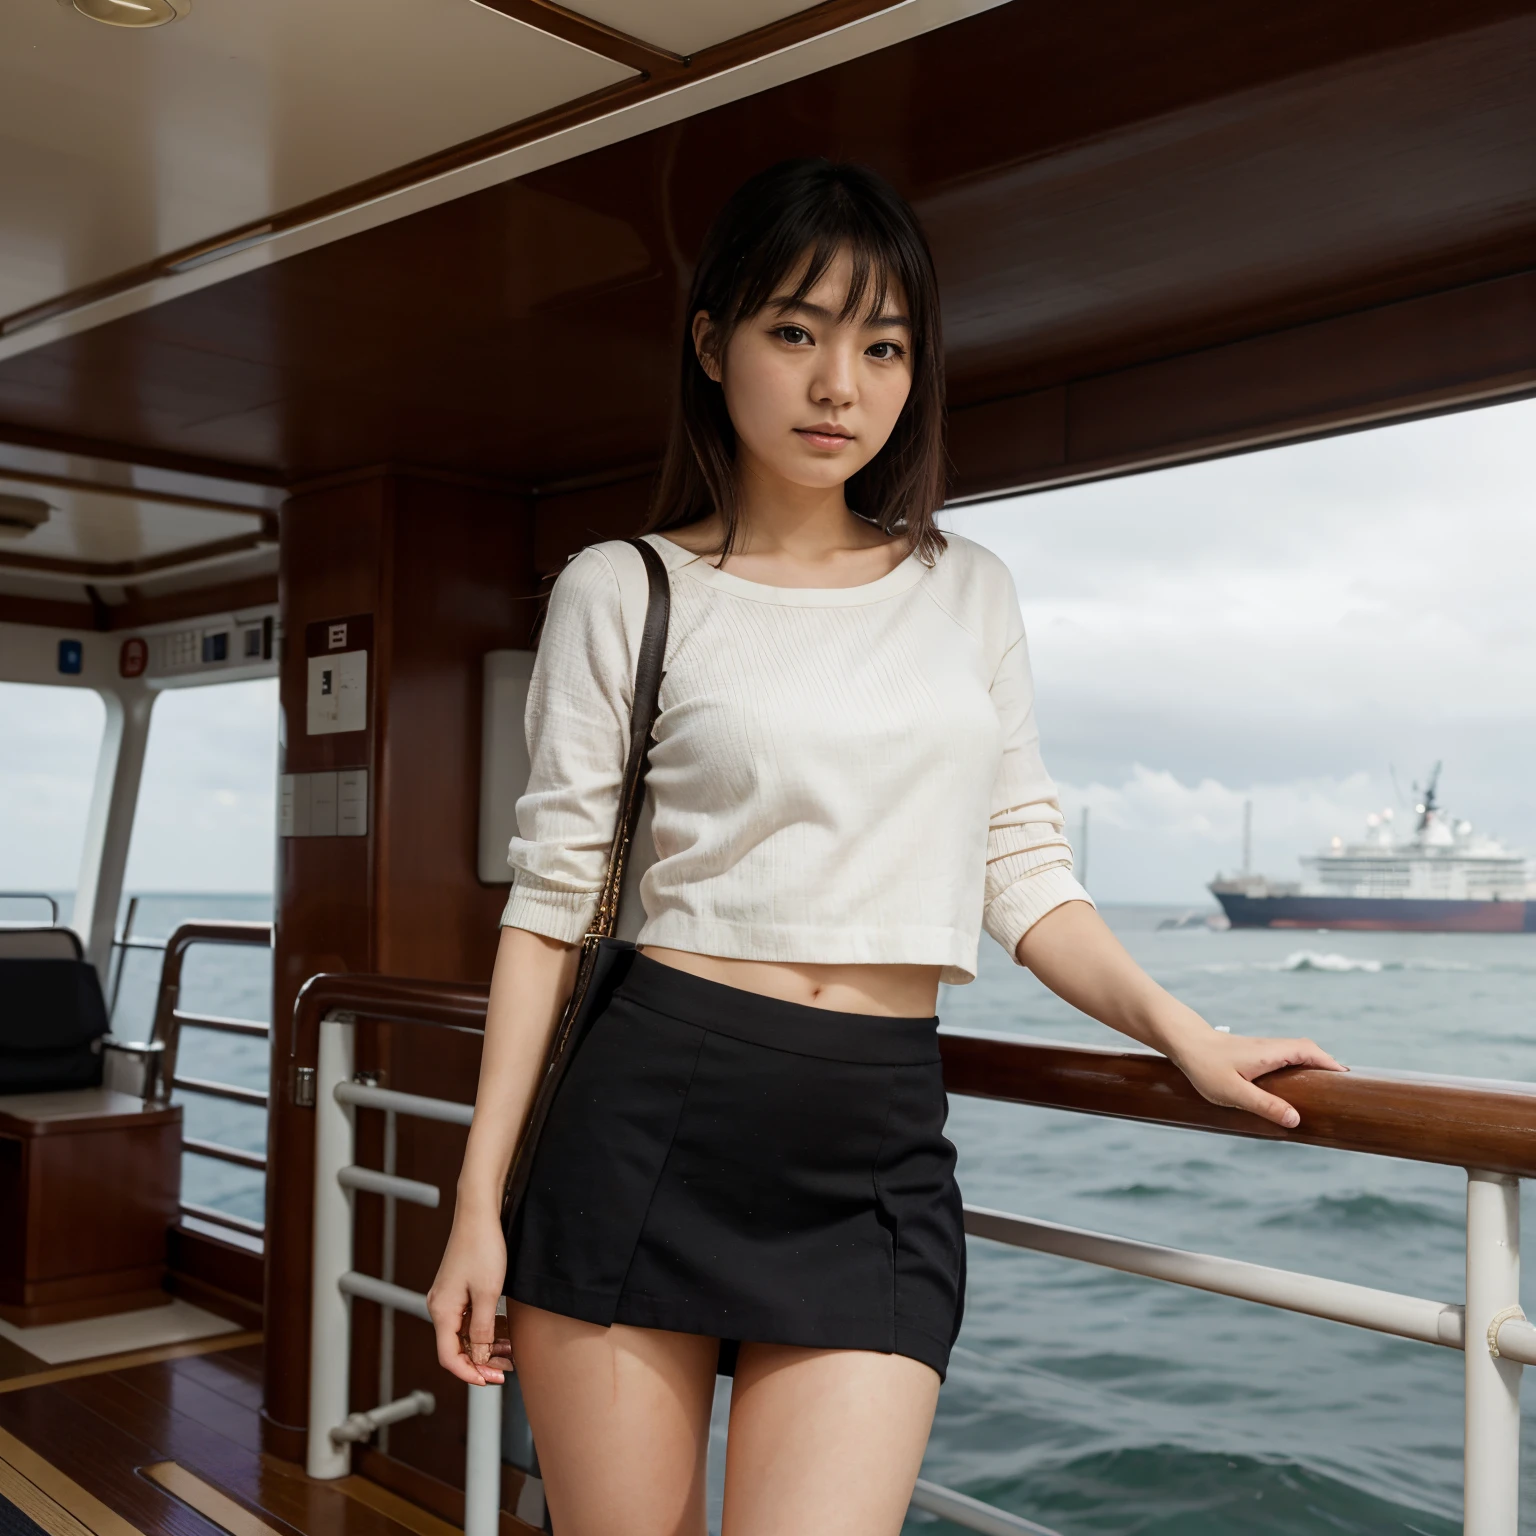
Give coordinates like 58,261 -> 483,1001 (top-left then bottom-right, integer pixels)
52,894 -> 1536,1532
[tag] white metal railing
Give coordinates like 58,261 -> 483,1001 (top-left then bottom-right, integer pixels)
306,1013 -> 526,1536
304,1008 -> 1044,1536
967,1178 -> 1529,1535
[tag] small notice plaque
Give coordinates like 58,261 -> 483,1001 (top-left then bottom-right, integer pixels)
304,614 -> 373,737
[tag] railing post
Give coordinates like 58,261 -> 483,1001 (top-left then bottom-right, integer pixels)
1464,1169 -> 1522,1535
306,1016 -> 356,1479
465,1380 -> 504,1536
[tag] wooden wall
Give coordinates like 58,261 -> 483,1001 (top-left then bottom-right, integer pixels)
263,471 -> 536,1460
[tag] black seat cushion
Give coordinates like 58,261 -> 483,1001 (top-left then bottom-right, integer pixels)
0,959 -> 109,1092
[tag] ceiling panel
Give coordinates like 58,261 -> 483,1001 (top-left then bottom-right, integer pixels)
577,0 -> 823,54
0,479 -> 265,571
0,0 -> 632,319
0,0 -> 1532,499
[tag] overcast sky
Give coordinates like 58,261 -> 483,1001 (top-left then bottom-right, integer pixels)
1,394 -> 1532,903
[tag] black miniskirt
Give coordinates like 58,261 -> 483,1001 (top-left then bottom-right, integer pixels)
504,949 -> 966,1380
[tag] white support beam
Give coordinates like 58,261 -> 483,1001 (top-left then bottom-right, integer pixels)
74,688 -> 155,978
1464,1170 -> 1522,1536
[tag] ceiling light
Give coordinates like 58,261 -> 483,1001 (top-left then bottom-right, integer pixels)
0,494 -> 52,538
62,0 -> 192,28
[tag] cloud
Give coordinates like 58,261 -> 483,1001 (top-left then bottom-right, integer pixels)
0,678 -> 277,896
1056,766 -> 1391,902
945,394 -> 1536,897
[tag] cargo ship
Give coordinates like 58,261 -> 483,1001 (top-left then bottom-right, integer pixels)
1210,768 -> 1535,932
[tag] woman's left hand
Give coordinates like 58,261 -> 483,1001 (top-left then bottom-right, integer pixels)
1170,1030 -> 1347,1129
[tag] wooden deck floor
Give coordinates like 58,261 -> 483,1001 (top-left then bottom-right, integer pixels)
0,1337 -> 528,1536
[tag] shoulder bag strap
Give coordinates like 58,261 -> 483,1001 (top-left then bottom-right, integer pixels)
500,537 -> 670,1227
585,537 -> 670,939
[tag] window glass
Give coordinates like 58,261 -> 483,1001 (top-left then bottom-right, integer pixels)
0,682 -> 105,926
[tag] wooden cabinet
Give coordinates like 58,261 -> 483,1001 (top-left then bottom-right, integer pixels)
0,1088 -> 181,1326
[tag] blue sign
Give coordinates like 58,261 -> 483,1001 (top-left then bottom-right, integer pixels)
57,639 -> 83,675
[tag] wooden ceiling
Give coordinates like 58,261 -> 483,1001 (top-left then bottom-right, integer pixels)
0,0 -> 1532,505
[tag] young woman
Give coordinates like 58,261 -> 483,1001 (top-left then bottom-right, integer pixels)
428,159 -> 1342,1536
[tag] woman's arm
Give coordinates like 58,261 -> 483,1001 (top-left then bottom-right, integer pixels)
426,925 -> 579,1385
1015,900 -> 1345,1126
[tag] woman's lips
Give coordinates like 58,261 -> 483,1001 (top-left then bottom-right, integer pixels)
794,427 -> 853,450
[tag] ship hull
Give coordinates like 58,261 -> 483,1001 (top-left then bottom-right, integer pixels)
1212,893 -> 1536,932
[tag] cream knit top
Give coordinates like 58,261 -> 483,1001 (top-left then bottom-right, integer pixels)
501,531 -> 1091,985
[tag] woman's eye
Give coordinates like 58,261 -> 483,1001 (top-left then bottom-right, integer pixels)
774,325 -> 811,345
866,341 -> 906,360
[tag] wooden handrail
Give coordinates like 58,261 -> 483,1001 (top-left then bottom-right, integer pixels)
288,974 -> 1536,1178
150,920 -> 274,1097
940,1031 -> 1536,1180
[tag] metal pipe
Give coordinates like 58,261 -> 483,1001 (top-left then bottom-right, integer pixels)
339,1270 -> 432,1324
379,1109 -> 398,1455
183,1136 -> 268,1171
330,1389 -> 435,1445
173,1010 -> 271,1038
1464,1170 -> 1522,1535
465,1380 -> 504,1536
307,1019 -> 356,1480
966,1207 -> 1466,1350
180,1199 -> 265,1238
334,1078 -> 474,1126
172,1074 -> 269,1108
338,1164 -> 439,1208
910,1478 -> 1062,1535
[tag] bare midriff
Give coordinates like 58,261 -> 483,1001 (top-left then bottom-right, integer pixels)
638,946 -> 943,1018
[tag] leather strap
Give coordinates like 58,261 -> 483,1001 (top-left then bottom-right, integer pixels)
585,537 -> 670,939
501,537 -> 671,1226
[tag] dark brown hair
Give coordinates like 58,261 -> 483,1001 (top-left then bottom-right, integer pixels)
645,158 -> 947,564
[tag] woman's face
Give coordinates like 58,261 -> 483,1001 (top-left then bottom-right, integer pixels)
695,248 -> 913,497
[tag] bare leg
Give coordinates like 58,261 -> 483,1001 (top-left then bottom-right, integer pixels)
721,1344 -> 940,1536
509,1301 -> 719,1536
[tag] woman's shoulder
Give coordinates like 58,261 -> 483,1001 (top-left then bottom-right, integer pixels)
924,531 -> 1022,637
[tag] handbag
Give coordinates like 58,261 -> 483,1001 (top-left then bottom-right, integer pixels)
500,536 -> 671,1235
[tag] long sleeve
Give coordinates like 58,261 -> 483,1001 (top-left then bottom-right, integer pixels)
981,583 -> 1094,962
500,547 -> 632,943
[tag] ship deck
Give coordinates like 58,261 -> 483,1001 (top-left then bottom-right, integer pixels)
0,1332 -> 526,1536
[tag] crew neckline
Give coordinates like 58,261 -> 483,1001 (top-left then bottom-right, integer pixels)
643,532 -> 929,607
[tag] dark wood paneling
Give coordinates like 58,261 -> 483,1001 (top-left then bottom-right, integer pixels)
265,475 -> 536,1454
0,592 -> 95,629
949,267 -> 1536,499
166,1223 -> 265,1331
375,475 -> 535,979
266,476 -> 386,1450
0,1102 -> 181,1327
0,1 -> 1531,500
533,475 -> 654,576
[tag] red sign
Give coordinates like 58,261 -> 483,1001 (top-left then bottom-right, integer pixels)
119,637 -> 148,679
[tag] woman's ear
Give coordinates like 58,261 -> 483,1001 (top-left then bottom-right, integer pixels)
692,310 -> 723,383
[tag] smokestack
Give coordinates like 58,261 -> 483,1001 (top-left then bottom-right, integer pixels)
1242,799 -> 1253,877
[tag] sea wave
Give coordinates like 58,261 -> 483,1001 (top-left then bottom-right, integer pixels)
926,1446 -> 1458,1535
1260,1193 -> 1462,1233
1197,952 -> 1478,975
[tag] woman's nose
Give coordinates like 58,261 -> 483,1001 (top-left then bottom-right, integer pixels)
811,346 -> 858,408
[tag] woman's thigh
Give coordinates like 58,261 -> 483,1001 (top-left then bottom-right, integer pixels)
509,1301 -> 719,1536
722,1344 -> 940,1536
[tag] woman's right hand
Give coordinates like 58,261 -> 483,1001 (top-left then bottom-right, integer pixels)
427,1208 -> 510,1385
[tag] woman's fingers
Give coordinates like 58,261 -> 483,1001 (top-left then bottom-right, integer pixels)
463,1290 -> 506,1385
1224,1074 -> 1301,1128
427,1288 -> 485,1385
